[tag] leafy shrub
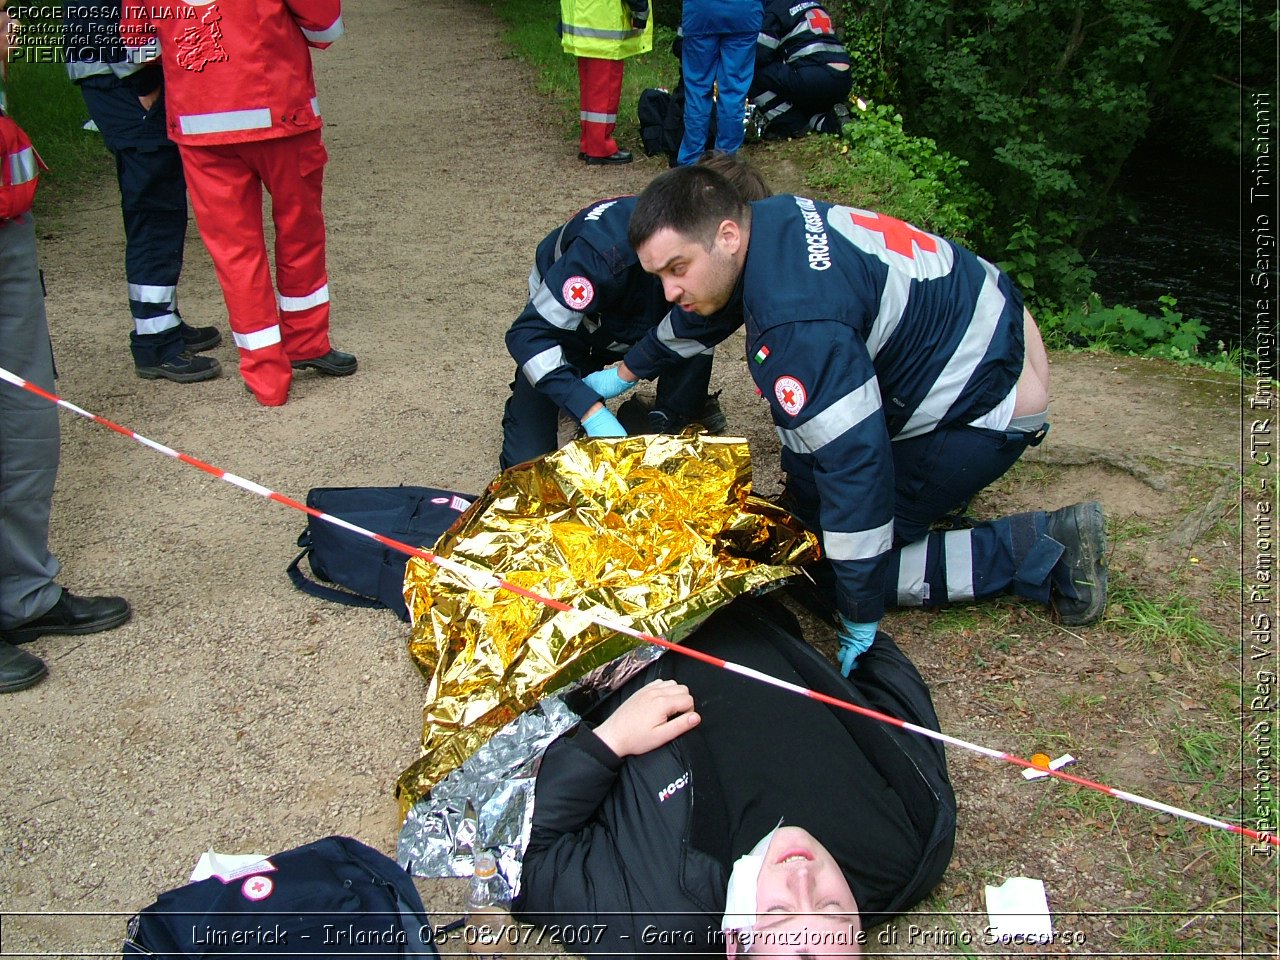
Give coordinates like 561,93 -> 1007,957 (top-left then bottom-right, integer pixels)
1038,293 -> 1230,368
802,99 -> 988,243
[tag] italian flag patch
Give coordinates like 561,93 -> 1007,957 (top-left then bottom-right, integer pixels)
754,346 -> 770,364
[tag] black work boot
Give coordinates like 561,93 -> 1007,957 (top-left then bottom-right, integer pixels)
179,322 -> 223,353
0,642 -> 46,693
136,351 -> 222,383
616,394 -> 728,436
1045,501 -> 1108,626
291,349 -> 358,376
1,590 -> 132,645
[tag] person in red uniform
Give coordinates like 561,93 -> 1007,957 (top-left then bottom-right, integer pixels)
119,0 -> 355,406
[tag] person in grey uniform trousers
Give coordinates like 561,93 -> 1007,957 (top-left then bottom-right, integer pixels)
0,29 -> 132,692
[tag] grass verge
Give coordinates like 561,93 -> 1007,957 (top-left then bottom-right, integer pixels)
5,18 -> 111,209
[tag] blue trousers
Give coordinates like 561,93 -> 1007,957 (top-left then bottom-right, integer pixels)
500,351 -> 713,471
78,79 -> 189,367
677,31 -> 757,165
784,421 -> 1061,615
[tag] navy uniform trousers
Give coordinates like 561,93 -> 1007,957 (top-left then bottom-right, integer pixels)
786,417 -> 1066,615
0,213 -> 62,628
77,77 -> 188,368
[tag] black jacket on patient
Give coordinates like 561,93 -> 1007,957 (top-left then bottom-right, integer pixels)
514,594 -> 956,955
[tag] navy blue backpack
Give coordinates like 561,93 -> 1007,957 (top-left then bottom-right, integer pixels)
123,836 -> 443,958
287,486 -> 474,621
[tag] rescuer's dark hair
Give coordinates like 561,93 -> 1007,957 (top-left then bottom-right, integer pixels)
628,164 -> 753,252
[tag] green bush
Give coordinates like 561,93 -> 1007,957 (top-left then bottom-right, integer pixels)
801,99 -> 987,243
1037,293 -> 1242,372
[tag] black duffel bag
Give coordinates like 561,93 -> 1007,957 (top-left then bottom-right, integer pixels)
287,486 -> 474,621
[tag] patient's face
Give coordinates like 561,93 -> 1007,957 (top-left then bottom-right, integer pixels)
727,826 -> 863,957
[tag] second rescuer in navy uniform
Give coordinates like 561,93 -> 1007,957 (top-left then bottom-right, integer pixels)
586,166 -> 1108,673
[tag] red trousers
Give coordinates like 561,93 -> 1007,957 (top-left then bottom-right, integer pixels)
178,130 -> 333,406
576,57 -> 624,158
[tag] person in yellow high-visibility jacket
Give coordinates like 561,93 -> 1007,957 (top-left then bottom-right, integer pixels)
560,0 -> 653,164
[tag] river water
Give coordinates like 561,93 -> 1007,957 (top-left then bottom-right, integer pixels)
1085,146 -> 1238,346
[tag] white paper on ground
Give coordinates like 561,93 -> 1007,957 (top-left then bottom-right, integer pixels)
984,876 -> 1053,941
190,850 -> 273,883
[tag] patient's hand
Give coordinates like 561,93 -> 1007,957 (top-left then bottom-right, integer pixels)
595,679 -> 700,758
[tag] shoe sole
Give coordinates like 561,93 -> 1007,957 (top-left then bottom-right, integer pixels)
290,360 -> 358,377
0,661 -> 47,692
3,607 -> 132,646
136,361 -> 222,384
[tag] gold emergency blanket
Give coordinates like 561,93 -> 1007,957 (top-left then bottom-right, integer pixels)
395,433 -> 819,814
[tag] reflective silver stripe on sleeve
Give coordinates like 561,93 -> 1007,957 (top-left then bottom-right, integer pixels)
528,264 -> 542,299
788,41 -> 848,60
310,96 -> 321,117
179,108 -> 273,136
897,259 -> 1006,439
522,346 -> 566,386
530,282 -> 583,331
66,60 -> 112,80
864,269 -> 909,361
896,538 -> 928,605
562,24 -> 644,40
757,33 -> 780,49
581,110 -> 618,124
654,312 -> 710,359
944,529 -> 975,601
233,325 -> 282,351
277,284 -> 330,312
301,14 -> 345,43
8,147 -> 36,185
775,379 -> 881,455
128,283 -> 177,304
552,222 -> 571,261
125,38 -> 160,65
134,312 -> 180,335
824,519 -> 894,562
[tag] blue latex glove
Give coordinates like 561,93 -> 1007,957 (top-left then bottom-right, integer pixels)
582,407 -> 627,438
583,366 -> 637,400
836,616 -> 877,676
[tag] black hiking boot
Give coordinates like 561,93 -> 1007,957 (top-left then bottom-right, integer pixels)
1046,501 -> 1108,626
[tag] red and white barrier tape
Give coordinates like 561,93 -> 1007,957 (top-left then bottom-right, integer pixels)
1,365 -> 1273,848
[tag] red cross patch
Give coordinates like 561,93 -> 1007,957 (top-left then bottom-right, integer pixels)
849,210 -> 937,258
806,8 -> 834,34
831,205 -> 955,279
241,875 -> 274,901
562,276 -> 594,311
774,376 -> 807,417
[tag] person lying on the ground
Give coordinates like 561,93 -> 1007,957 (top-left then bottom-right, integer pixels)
582,165 -> 1109,675
513,593 -> 956,956
500,151 -> 771,469
750,0 -> 854,139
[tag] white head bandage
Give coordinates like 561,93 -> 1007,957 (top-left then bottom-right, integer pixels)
721,822 -> 782,933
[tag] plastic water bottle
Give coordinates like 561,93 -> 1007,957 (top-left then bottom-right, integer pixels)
465,852 -> 512,957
